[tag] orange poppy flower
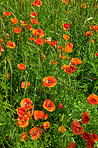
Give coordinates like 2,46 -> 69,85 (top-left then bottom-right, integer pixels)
59,103 -> 63,109
61,23 -> 70,31
20,98 -> 34,110
84,31 -> 92,37
65,45 -> 72,53
11,18 -> 18,24
88,25 -> 92,30
89,39 -> 94,44
58,45 -> 64,51
93,25 -> 98,32
71,119 -> 84,135
3,12 -> 11,18
95,53 -> 98,56
43,76 -> 57,88
67,141 -> 76,148
86,140 -> 95,148
81,111 -> 90,124
50,60 -> 57,65
30,18 -> 40,25
33,110 -> 44,120
59,52 -> 66,59
87,94 -> 98,105
91,133 -> 98,142
43,99 -> 55,112
0,38 -> 3,42
17,107 -> 27,117
34,38 -> 44,45
21,81 -> 30,89
58,126 -> 67,132
62,0 -> 68,4
63,34 -> 70,40
7,41 -> 16,48
36,28 -> 44,38
29,127 -> 41,140
71,58 -> 82,65
17,63 -> 25,70
68,57 -> 71,60
82,132 -> 92,141
17,115 -> 29,128
62,64 -> 77,74
67,42 -> 73,48
14,27 -> 21,34
42,113 -> 48,120
5,73 -> 11,79
43,121 -> 50,129
81,3 -> 87,8
32,0 -> 42,7
30,12 -> 37,17
20,132 -> 27,142
25,24 -> 32,30
27,110 -> 34,119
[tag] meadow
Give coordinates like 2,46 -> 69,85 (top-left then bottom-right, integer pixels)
0,0 -> 98,147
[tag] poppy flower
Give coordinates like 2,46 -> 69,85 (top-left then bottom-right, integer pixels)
5,73 -> 11,79
3,12 -> 11,18
71,58 -> 82,65
20,98 -> 34,110
0,38 -> 3,42
17,63 -> 25,70
62,0 -> 68,4
86,140 -> 95,148
88,25 -> 92,30
29,127 -> 41,140
59,52 -> 66,59
43,76 -> 57,88
31,28 -> 38,36
84,31 -> 92,37
81,3 -> 87,8
32,0 -> 42,7
0,44 -> 4,56
59,103 -> 63,109
36,28 -> 44,38
17,115 -> 29,128
65,45 -> 72,53
91,133 -> 98,142
67,42 -> 73,48
58,126 -> 67,132
67,141 -> 76,148
11,18 -> 18,24
7,41 -> 16,48
17,107 -> 27,116
30,12 -> 37,17
20,132 -> 27,142
14,27 -> 21,34
30,18 -> 40,25
41,53 -> 45,60
21,81 -> 30,89
43,121 -> 50,129
95,53 -> 98,56
71,119 -> 84,135
87,94 -> 98,105
50,60 -> 57,65
46,40 -> 57,47
89,39 -> 94,44
34,38 -> 44,46
62,64 -> 77,74
93,25 -> 98,32
43,99 -> 55,112
29,37 -> 35,41
68,57 -> 71,60
33,110 -> 44,120
58,45 -> 64,51
81,111 -> 90,124
20,20 -> 28,26
61,23 -> 70,31
63,34 -> 70,40
42,113 -> 48,120
82,132 -> 92,141
25,24 -> 32,30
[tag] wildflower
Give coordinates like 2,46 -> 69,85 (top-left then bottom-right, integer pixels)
81,111 -> 90,124
17,63 -> 25,70
62,64 -> 77,74
43,76 -> 57,88
68,57 -> 71,60
88,25 -> 92,30
67,141 -> 76,148
67,42 -> 73,48
20,20 -> 28,26
59,103 -> 63,109
95,53 -> 98,56
33,110 -> 44,120
30,18 -> 40,25
62,0 -> 68,4
50,60 -> 57,65
84,31 -> 92,37
59,52 -> 66,59
29,127 -> 41,140
5,73 -> 11,79
41,53 -> 45,60
17,107 -> 27,117
3,12 -> 11,18
0,38 -> 3,42
82,132 -> 92,141
0,44 -> 4,56
71,119 -> 84,135
43,99 -> 55,112
65,45 -> 72,53
21,81 -> 30,89
43,113 -> 48,120
36,28 -> 44,38
29,37 -> 35,41
17,115 -> 29,128
81,3 -> 87,8
43,121 -> 50,129
46,40 -> 57,47
63,34 -> 70,40
89,39 -> 94,44
34,38 -> 44,45
58,126 -> 67,132
25,24 -> 32,30
30,12 -> 37,17
7,41 -> 16,48
32,0 -> 42,7
61,23 -> 70,31
86,140 -> 95,148
20,132 -> 27,142
93,25 -> 98,32
87,94 -> 98,105
58,45 -> 64,51
91,133 -> 98,142
11,18 -> 18,24
14,27 -> 21,34
20,98 -> 34,110
71,58 -> 82,65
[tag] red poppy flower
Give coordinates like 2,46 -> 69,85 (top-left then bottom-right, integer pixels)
30,12 -> 37,17
61,23 -> 70,31
3,12 -> 11,18
33,110 -> 44,120
20,98 -> 34,110
88,25 -> 92,30
86,140 -> 95,148
20,132 -> 27,142
84,31 -> 92,37
43,121 -> 50,129
17,115 -> 29,128
71,119 -> 84,135
59,103 -> 63,109
71,58 -> 82,65
43,99 -> 55,112
62,0 -> 68,4
87,94 -> 98,105
36,28 -> 44,38
95,53 -> 98,56
7,41 -> 16,48
58,126 -> 67,132
17,63 -> 25,70
21,81 -> 30,89
93,25 -> 98,32
34,38 -> 44,45
14,27 -> 21,34
67,141 -> 76,148
17,107 -> 27,116
42,113 -> 48,120
63,34 -> 70,41
29,127 -> 41,140
43,76 -> 57,88
30,18 -> 40,25
62,64 -> 77,74
11,18 -> 18,24
32,0 -> 42,7
5,73 -> 11,79
82,132 -> 92,141
91,133 -> 98,142
81,111 -> 90,124
25,24 -> 32,30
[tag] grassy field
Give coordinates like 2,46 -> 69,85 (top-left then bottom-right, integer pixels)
0,0 -> 98,147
